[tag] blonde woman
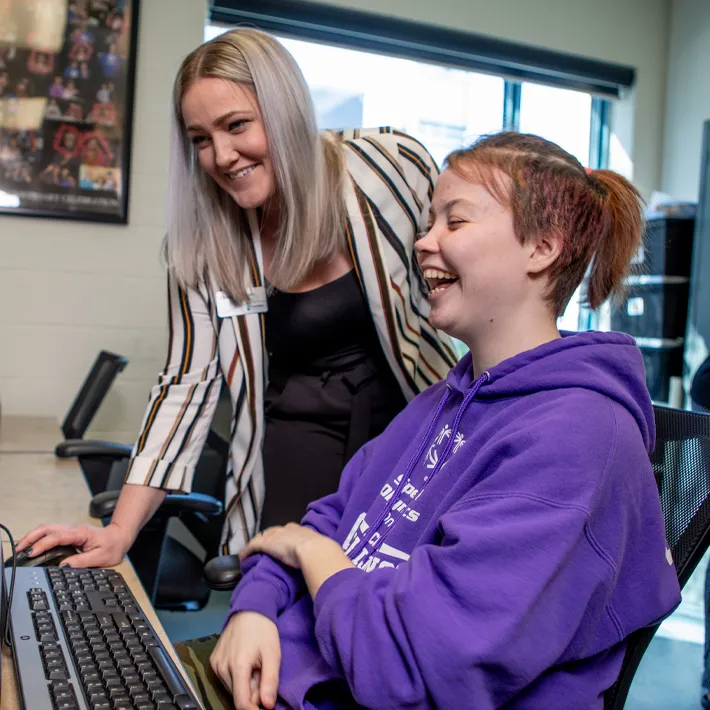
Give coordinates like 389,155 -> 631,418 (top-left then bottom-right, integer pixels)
18,30 -> 456,574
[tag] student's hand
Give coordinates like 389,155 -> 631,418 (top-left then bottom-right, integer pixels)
239,523 -> 324,569
211,611 -> 281,710
15,522 -> 134,568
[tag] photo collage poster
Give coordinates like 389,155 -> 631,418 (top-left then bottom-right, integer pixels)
0,0 -> 137,222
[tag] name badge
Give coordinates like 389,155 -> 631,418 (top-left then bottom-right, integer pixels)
215,287 -> 268,318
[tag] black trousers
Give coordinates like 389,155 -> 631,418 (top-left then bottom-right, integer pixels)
260,358 -> 405,529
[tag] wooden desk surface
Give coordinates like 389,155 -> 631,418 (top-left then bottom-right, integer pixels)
0,422 -> 203,709
0,416 -> 60,454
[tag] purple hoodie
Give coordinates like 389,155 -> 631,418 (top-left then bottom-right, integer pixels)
229,331 -> 681,709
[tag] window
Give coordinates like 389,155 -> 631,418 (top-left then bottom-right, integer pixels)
519,82 -> 593,167
204,22 -> 613,332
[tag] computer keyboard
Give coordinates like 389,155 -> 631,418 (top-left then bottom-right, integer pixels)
7,566 -> 202,710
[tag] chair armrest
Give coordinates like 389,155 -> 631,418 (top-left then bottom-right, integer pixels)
56,439 -> 133,459
89,490 -> 223,520
203,555 -> 242,591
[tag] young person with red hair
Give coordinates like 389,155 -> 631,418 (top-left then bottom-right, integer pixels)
206,131 -> 681,710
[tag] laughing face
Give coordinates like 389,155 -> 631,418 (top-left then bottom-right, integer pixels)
415,167 -> 533,345
181,77 -> 276,211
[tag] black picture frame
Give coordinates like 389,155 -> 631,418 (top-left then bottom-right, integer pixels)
0,0 -> 140,224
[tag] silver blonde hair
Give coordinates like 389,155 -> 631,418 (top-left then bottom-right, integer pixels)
167,28 -> 346,302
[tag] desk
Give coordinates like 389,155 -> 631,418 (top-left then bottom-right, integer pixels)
0,418 -> 201,710
0,416 -> 60,454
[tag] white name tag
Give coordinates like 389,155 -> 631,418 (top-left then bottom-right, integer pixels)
215,287 -> 268,318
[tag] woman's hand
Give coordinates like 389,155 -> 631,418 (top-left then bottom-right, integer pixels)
241,524 -> 356,598
210,611 -> 281,710
239,523 -> 323,568
16,522 -> 134,568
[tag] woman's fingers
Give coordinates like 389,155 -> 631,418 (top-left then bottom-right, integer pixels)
18,526 -> 89,557
16,524 -> 69,551
232,660 -> 259,710
259,647 -> 280,709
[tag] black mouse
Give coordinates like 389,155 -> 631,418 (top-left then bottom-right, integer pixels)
5,545 -> 78,568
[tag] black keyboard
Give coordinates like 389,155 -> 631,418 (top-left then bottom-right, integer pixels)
6,566 -> 202,710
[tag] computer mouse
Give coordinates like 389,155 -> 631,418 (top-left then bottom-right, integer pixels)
4,545 -> 78,568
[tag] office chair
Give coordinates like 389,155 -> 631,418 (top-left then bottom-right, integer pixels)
56,350 -> 129,495
604,405 -> 710,709
61,350 -> 129,440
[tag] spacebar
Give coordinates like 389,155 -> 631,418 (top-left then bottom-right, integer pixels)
148,645 -> 189,697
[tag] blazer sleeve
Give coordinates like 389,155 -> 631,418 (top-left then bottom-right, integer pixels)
386,130 -> 458,375
124,273 -> 224,492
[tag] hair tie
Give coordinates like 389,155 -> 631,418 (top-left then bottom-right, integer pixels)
585,167 -> 593,175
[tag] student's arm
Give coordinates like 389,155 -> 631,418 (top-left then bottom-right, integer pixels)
308,431 -> 680,708
226,441 -> 372,624
310,495 -> 593,707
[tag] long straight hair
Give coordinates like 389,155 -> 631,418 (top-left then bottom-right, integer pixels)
167,28 -> 346,302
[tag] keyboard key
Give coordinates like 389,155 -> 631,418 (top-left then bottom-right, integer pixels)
140,670 -> 158,684
101,667 -> 120,683
122,671 -> 142,686
129,685 -> 149,699
147,680 -> 167,696
113,612 -> 131,630
81,670 -> 100,684
174,695 -> 198,709
85,680 -> 104,694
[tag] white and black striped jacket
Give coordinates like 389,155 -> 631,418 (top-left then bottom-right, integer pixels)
124,128 -> 458,553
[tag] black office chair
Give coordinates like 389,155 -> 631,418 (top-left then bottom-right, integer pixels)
56,350 -> 129,495
604,405 -> 710,709
61,350 -> 129,440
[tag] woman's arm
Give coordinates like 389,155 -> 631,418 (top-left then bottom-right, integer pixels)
18,274 -> 222,564
124,274 -> 223,492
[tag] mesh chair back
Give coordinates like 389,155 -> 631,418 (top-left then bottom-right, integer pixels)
604,405 -> 710,709
61,351 -> 128,440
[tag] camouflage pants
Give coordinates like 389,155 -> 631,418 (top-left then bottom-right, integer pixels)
175,634 -> 235,710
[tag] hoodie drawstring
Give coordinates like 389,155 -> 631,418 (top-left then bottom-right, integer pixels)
347,370 -> 490,562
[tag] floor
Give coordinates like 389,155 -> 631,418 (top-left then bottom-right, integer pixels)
626,635 -> 703,710
158,589 -> 232,643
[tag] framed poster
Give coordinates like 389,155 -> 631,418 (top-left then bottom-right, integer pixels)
0,0 -> 139,223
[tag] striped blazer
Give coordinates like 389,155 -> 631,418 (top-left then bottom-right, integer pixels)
124,127 -> 458,553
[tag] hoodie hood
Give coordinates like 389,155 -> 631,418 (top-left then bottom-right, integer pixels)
447,330 -> 655,453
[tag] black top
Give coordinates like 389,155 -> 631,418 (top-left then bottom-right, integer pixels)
265,269 -> 382,374
260,268 -> 406,527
